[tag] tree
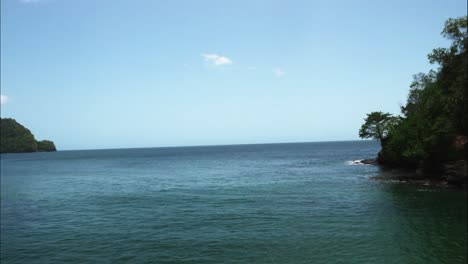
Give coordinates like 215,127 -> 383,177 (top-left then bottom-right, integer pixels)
359,112 -> 398,146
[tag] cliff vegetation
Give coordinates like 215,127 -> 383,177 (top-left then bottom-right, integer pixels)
0,118 -> 57,153
359,16 -> 467,186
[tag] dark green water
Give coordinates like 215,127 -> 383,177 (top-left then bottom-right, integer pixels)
1,141 -> 466,263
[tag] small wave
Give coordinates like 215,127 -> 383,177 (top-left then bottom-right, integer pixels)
346,160 -> 367,165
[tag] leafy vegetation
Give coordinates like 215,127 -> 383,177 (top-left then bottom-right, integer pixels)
0,118 -> 56,153
37,140 -> 57,152
360,16 -> 467,175
359,112 -> 399,146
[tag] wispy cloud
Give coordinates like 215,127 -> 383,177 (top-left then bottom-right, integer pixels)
19,0 -> 41,3
202,54 -> 232,66
274,68 -> 285,77
1,95 -> 10,105
247,66 -> 257,70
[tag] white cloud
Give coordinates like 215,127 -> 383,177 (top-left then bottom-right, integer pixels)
1,95 -> 9,105
202,54 -> 232,66
274,68 -> 285,77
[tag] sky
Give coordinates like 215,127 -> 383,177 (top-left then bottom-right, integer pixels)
1,0 -> 466,150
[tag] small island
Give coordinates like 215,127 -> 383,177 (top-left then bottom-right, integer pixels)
0,118 -> 57,153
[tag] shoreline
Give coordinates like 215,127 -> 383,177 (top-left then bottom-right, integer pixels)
369,176 -> 466,190
359,158 -> 467,190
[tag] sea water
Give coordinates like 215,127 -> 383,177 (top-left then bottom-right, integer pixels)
1,141 -> 466,263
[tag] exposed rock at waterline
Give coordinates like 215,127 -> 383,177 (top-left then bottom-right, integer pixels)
361,159 -> 378,165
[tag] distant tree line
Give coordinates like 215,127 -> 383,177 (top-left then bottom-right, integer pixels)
0,118 -> 56,153
360,16 -> 467,175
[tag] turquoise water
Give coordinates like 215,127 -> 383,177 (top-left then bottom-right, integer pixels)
1,141 -> 466,263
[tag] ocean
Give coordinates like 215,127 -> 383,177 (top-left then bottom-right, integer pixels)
1,141 -> 466,263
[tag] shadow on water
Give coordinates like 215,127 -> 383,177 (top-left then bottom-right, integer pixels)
378,178 -> 467,264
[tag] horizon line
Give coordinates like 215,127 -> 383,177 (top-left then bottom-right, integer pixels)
44,139 -> 375,153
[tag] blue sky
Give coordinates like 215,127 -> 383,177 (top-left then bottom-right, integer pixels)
1,0 -> 466,150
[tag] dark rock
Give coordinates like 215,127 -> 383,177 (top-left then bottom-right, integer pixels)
444,160 -> 467,186
361,159 -> 378,165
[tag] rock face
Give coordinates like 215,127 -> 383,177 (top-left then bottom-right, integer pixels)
366,151 -> 467,187
0,118 -> 57,153
444,160 -> 467,186
361,159 -> 378,165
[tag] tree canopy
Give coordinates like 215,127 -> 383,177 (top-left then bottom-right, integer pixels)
359,112 -> 398,145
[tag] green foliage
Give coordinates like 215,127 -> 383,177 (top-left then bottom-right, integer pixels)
361,16 -> 467,173
0,118 -> 38,153
37,140 -> 57,152
359,112 -> 399,145
0,118 -> 56,153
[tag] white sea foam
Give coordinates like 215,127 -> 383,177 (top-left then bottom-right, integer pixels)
346,160 -> 366,165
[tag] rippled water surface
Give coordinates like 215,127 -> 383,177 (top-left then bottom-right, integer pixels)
1,141 -> 466,263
